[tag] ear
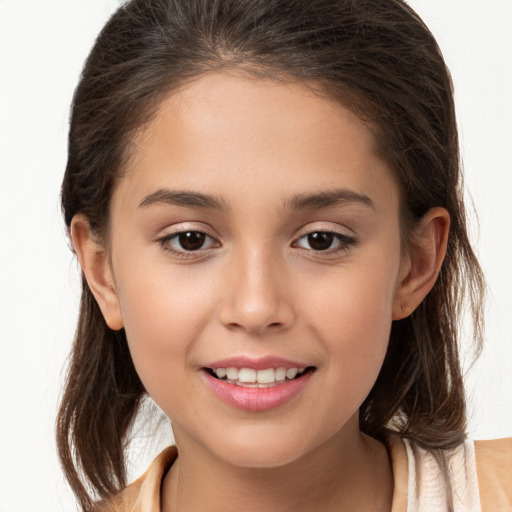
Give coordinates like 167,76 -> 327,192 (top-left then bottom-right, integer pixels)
392,207 -> 450,320
70,215 -> 124,330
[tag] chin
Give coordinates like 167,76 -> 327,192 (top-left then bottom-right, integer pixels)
222,444 -> 306,469
202,426 -> 316,469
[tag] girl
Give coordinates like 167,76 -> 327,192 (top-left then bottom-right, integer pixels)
56,0 -> 511,510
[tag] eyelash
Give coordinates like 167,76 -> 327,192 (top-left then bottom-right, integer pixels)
158,229 -> 357,259
158,231 -> 220,259
293,230 -> 357,254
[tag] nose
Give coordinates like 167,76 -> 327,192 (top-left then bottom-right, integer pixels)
217,246 -> 295,334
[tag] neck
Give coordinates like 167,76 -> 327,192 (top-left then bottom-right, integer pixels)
161,428 -> 393,512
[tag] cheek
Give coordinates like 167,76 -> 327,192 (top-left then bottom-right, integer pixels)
113,258 -> 216,386
304,249 -> 398,331
300,250 -> 400,385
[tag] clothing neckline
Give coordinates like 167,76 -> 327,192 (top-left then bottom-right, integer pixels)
111,440 -> 409,512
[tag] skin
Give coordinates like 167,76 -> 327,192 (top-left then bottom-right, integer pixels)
72,72 -> 449,511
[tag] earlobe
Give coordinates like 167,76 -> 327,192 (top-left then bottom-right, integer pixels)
392,207 -> 450,320
70,215 -> 124,330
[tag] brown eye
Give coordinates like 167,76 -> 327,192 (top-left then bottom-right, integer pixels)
306,232 -> 334,251
161,230 -> 218,254
294,230 -> 356,253
177,231 -> 206,251
307,231 -> 335,251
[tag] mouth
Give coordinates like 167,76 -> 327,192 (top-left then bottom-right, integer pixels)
202,361 -> 316,412
205,366 -> 316,388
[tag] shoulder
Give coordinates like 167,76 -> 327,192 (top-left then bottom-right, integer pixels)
400,437 -> 481,511
94,446 -> 177,512
475,437 -> 512,511
388,435 -> 512,512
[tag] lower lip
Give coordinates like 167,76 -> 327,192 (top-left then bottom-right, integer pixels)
202,370 -> 313,412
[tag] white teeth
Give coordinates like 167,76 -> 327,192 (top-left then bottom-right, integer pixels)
211,366 -> 308,385
275,367 -> 287,381
238,368 -> 257,383
257,368 -> 275,384
286,368 -> 298,379
226,367 -> 239,380
215,368 -> 226,379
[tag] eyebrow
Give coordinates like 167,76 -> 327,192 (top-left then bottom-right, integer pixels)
138,187 -> 374,212
287,189 -> 375,211
139,189 -> 228,210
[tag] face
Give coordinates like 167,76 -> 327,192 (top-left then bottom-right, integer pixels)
100,73 -> 408,467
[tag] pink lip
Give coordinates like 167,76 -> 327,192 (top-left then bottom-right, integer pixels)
201,367 -> 314,412
204,355 -> 309,370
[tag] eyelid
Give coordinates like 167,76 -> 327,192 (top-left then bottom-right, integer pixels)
155,221 -> 219,242
156,225 -> 221,259
291,225 -> 358,254
294,230 -> 355,246
293,221 -> 356,240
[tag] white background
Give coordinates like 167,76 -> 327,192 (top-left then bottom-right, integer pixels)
0,1 -> 511,510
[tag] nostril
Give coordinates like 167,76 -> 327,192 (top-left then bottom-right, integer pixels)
223,320 -> 285,334
217,289 -> 295,333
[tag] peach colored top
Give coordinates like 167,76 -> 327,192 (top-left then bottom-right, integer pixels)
97,437 -> 512,512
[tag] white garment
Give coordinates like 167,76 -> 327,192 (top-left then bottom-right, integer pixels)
403,438 -> 481,512
98,437 -> 512,511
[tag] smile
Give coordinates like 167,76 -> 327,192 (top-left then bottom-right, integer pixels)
209,367 -> 309,387
202,361 -> 316,412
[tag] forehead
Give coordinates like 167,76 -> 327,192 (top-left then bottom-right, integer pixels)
134,72 -> 377,164
115,72 -> 399,213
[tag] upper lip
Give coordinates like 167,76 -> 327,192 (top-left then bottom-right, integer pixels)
204,355 -> 312,370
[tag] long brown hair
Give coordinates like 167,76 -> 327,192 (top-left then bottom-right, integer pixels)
57,0 -> 485,509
